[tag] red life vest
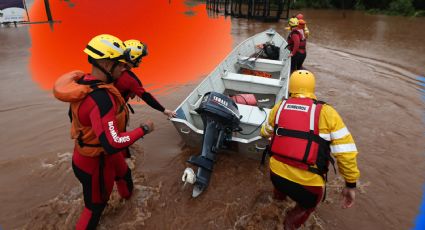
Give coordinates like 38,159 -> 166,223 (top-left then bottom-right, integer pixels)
270,98 -> 331,175
287,29 -> 306,51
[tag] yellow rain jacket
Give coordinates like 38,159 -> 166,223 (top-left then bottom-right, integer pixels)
303,24 -> 310,38
261,94 -> 360,187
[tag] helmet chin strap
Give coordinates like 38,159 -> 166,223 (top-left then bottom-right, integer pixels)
109,61 -> 120,79
88,57 -> 115,83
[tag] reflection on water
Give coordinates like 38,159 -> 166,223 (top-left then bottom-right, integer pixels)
300,9 -> 425,74
226,9 -> 425,95
28,0 -> 232,90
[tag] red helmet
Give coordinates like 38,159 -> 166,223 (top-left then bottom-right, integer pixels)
296,13 -> 304,20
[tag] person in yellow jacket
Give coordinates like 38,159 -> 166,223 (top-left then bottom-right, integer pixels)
261,70 -> 360,230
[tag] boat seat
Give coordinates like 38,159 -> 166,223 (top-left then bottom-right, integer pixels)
237,103 -> 270,126
222,72 -> 283,94
238,55 -> 284,72
189,94 -> 205,110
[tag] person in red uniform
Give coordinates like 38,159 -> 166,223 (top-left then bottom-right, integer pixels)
53,34 -> 154,230
114,39 -> 176,118
295,13 -> 310,38
287,17 -> 307,73
113,39 -> 175,160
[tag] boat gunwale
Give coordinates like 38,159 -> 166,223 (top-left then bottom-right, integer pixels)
171,28 -> 288,117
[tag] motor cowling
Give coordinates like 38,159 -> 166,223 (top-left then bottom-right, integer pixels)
195,91 -> 240,129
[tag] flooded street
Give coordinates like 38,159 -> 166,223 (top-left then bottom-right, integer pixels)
0,2 -> 424,229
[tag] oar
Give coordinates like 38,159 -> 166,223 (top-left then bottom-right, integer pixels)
238,48 -> 265,69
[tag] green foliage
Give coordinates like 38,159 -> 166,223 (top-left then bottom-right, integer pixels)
414,9 -> 425,15
354,1 -> 366,10
291,1 -> 306,9
330,0 -> 357,9
360,0 -> 392,9
289,0 -> 422,16
388,0 -> 415,15
292,0 -> 333,9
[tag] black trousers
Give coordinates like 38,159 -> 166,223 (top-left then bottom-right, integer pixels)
290,52 -> 306,73
270,172 -> 323,229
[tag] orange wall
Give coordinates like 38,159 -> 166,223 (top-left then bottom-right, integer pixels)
29,0 -> 232,92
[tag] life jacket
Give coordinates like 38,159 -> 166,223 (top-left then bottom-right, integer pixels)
240,68 -> 272,78
297,28 -> 306,40
286,28 -> 306,51
269,98 -> 332,176
230,94 -> 257,106
54,71 -> 129,157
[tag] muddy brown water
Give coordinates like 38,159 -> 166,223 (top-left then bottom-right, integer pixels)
1,7 -> 424,230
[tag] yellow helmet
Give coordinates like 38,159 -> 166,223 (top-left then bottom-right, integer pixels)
123,39 -> 148,67
83,34 -> 127,61
289,70 -> 316,98
288,17 -> 299,27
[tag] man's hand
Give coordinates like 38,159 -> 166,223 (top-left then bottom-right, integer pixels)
288,53 -> 294,58
163,109 -> 177,118
140,120 -> 154,134
341,187 -> 356,209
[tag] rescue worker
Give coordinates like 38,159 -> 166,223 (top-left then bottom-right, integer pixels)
114,39 -> 176,118
113,39 -> 176,160
296,13 -> 310,38
53,34 -> 154,230
286,17 -> 307,73
261,70 -> 360,230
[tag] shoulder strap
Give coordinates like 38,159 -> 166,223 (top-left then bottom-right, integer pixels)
98,84 -> 125,104
76,77 -> 103,86
316,100 -> 327,105
89,88 -> 113,118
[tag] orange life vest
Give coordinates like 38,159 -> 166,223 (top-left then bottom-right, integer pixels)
54,71 -> 129,157
240,68 -> 272,78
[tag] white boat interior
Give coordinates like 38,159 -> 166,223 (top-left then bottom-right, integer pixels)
171,29 -> 291,158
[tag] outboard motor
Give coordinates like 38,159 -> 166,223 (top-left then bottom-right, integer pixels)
183,92 -> 241,197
